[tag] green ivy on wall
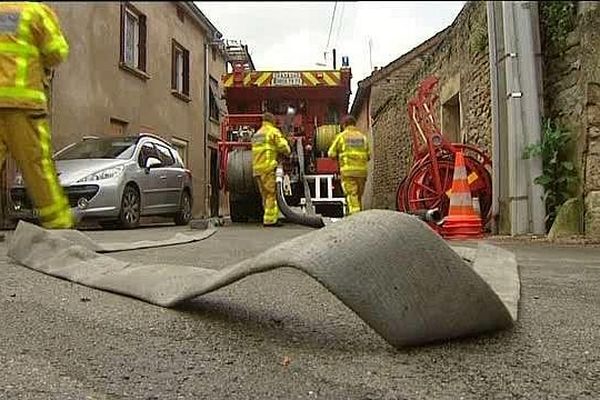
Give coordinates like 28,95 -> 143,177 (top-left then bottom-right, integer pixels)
539,1 -> 577,54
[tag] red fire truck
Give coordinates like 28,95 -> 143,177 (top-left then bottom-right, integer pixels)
218,42 -> 352,222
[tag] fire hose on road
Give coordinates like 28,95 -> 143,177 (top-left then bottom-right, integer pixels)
8,210 -> 519,348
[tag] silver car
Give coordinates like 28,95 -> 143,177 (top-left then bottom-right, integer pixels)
9,134 -> 193,229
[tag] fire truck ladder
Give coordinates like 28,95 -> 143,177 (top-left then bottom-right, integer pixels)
224,40 -> 254,70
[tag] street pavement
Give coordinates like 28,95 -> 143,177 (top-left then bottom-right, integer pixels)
0,222 -> 599,400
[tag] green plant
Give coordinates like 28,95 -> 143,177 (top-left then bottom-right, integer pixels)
523,119 -> 578,230
539,1 -> 577,54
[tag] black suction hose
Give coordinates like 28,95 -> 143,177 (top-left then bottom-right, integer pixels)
276,166 -> 325,228
408,208 -> 442,223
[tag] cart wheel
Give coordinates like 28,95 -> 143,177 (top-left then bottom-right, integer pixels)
402,157 -> 492,223
396,176 -> 408,212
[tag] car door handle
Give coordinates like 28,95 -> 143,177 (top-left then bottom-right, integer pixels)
159,175 -> 167,180
177,174 -> 183,178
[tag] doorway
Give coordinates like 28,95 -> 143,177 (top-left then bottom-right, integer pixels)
441,93 -> 461,143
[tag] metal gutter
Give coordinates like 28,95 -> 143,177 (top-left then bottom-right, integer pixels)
179,2 -> 222,40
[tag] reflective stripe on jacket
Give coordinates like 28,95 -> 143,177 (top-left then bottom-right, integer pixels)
0,2 -> 69,110
327,125 -> 370,177
251,121 -> 291,176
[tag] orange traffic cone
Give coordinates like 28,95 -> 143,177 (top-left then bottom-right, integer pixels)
442,151 -> 483,240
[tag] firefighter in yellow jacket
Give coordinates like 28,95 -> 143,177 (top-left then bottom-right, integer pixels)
328,115 -> 370,215
0,2 -> 73,229
252,112 -> 291,227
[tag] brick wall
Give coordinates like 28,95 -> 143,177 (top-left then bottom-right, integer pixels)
367,1 -> 492,209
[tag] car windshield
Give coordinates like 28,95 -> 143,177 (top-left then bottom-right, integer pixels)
55,137 -> 137,160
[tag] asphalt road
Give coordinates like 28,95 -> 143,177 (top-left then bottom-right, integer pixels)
0,223 -> 599,400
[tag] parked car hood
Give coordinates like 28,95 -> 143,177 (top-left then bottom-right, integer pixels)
54,159 -> 128,185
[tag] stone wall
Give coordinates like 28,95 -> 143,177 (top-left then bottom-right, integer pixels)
354,1 -> 600,236
540,2 -> 584,196
368,1 -> 492,209
580,4 -> 600,236
540,1 -> 600,236
358,46 -> 439,208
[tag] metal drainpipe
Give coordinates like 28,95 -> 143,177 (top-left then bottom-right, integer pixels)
486,1 -> 501,235
203,42 -> 210,218
502,1 -> 529,235
515,1 -> 545,235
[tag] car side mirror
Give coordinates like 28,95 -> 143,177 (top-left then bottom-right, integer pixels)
145,157 -> 162,171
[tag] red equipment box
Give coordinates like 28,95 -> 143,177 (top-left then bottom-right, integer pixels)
315,157 -> 338,174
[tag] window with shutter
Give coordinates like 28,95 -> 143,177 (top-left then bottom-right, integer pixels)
171,39 -> 190,100
120,3 -> 147,76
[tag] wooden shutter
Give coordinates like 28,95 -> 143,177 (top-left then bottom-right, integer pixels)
119,3 -> 125,63
138,14 -> 147,71
183,48 -> 190,96
171,41 -> 177,90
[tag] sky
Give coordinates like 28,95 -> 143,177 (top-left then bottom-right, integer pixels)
196,1 -> 465,105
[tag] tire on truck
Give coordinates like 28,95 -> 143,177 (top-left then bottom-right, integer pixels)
227,149 -> 263,222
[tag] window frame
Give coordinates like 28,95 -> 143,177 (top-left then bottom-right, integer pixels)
124,9 -> 139,67
171,137 -> 189,168
109,117 -> 128,137
119,2 -> 149,80
171,39 -> 190,101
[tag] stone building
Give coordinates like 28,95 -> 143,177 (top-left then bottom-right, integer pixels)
351,1 -> 491,213
539,2 -> 600,237
352,1 -> 600,238
44,1 -> 227,218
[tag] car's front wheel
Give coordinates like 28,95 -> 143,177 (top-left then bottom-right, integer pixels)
119,185 -> 141,229
174,190 -> 192,226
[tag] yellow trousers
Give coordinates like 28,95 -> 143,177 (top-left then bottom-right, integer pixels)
341,175 -> 366,215
255,170 -> 279,225
0,110 -> 73,229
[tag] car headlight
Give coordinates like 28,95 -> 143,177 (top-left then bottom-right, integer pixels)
77,165 -> 124,183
